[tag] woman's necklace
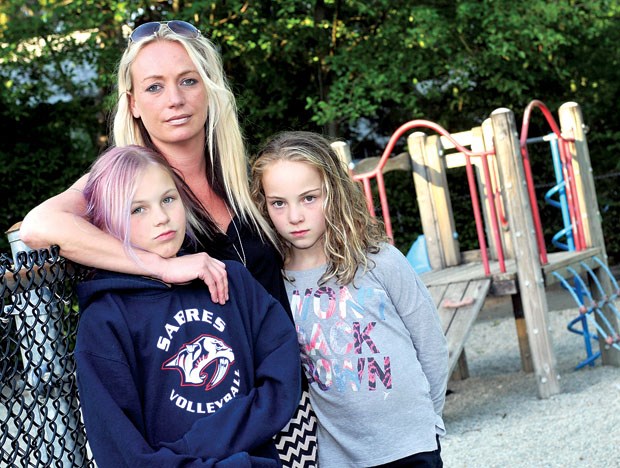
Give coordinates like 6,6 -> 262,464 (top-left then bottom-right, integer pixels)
226,206 -> 247,267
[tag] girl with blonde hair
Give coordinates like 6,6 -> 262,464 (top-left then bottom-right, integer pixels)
252,131 -> 449,468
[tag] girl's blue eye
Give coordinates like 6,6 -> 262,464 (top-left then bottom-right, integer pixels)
131,206 -> 144,215
181,78 -> 198,86
304,195 -> 316,203
271,200 -> 284,208
163,196 -> 174,204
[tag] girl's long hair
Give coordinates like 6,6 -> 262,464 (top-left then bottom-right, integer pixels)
112,23 -> 279,249
251,131 -> 388,285
83,145 -> 212,256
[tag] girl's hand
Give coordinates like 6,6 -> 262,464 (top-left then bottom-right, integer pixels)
159,253 -> 229,304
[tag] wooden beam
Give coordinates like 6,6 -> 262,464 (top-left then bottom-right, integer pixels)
431,279 -> 491,378
425,135 -> 460,267
331,140 -> 353,167
491,107 -> 561,399
408,132 -> 445,269
482,118 -> 514,258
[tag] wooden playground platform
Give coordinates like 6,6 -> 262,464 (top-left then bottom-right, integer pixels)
421,247 -> 603,380
422,248 -> 602,288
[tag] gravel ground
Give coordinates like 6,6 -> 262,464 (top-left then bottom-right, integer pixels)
441,302 -> 620,468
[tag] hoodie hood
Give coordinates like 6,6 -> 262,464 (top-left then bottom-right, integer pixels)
77,270 -> 172,310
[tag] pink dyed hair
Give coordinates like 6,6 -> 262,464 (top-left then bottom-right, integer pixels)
83,145 -> 208,254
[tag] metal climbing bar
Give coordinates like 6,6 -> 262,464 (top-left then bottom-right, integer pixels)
540,133 -> 576,251
592,256 -> 620,297
578,261 -> 620,329
552,271 -> 601,368
552,256 -> 620,369
565,266 -> 620,342
520,100 -> 587,264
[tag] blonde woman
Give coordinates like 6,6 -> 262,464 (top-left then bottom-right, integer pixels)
21,21 -> 316,467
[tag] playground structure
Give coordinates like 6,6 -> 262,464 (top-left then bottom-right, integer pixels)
332,101 -> 620,399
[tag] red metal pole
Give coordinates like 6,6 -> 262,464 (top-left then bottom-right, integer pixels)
480,152 -> 506,272
520,99 -> 586,260
559,138 -> 586,250
351,119 -> 496,275
464,154 -> 491,275
520,100 -> 564,264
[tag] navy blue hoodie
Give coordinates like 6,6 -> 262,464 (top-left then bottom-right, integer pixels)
75,260 -> 301,468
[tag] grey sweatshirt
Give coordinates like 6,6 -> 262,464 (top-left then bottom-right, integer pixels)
284,243 -> 448,467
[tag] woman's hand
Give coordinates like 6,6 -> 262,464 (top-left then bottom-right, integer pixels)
21,175 -> 230,304
159,253 -> 229,304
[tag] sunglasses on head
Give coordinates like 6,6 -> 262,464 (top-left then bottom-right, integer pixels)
129,20 -> 201,44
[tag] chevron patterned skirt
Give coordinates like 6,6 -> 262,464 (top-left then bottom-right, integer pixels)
275,390 -> 318,467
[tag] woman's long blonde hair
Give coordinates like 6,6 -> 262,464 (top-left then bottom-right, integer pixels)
112,23 -> 278,248
251,131 -> 388,285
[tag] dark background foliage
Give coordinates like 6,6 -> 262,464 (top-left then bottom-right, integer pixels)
1,0 -> 619,263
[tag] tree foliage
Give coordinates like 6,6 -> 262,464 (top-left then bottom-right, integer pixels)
1,0 -> 619,259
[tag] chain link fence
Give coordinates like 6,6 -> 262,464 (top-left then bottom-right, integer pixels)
1,230 -> 94,467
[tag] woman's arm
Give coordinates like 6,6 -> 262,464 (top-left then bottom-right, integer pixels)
20,175 -> 229,303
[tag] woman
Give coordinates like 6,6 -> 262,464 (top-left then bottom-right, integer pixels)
22,20 -> 281,303
21,20 -> 316,467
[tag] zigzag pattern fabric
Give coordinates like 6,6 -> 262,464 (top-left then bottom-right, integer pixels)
275,390 -> 318,467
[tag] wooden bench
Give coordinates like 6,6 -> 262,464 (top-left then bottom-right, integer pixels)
427,278 -> 491,379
